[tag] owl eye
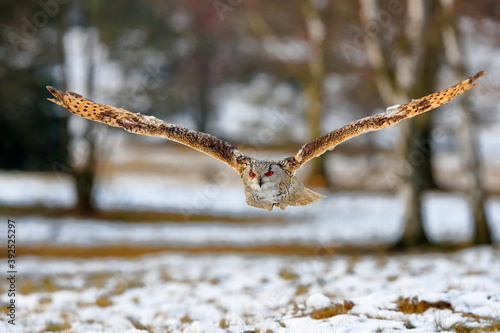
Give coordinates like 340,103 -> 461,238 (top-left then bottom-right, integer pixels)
249,172 -> 256,178
265,171 -> 274,176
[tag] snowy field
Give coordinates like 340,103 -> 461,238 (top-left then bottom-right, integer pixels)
1,247 -> 500,332
1,171 -> 500,332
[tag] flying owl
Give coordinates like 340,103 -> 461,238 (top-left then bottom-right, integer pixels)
47,71 -> 484,211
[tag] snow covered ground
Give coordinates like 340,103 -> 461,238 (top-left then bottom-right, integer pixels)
1,171 -> 500,332
1,247 -> 500,332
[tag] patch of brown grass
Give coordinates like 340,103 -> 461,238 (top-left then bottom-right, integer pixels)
450,323 -> 476,333
450,321 -> 500,333
310,300 -> 355,320
396,297 -> 453,314
295,284 -> 310,296
278,268 -> 298,280
95,295 -> 113,307
219,318 -> 229,329
14,243 -> 390,258
209,277 -> 220,285
0,204 -> 284,224
18,276 -> 64,294
41,321 -> 71,332
180,314 -> 192,323
39,297 -> 52,305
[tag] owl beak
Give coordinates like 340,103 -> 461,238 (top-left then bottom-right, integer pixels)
258,177 -> 263,187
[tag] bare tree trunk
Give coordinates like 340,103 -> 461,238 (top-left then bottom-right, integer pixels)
66,0 -> 98,215
360,0 -> 434,248
303,0 -> 331,188
414,23 -> 443,191
73,125 -> 97,214
457,98 -> 492,244
398,176 -> 427,246
439,0 -> 492,244
73,68 -> 98,215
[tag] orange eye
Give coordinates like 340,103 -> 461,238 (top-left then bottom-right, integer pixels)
265,171 -> 274,176
249,172 -> 256,178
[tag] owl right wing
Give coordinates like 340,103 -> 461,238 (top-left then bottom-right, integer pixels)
47,87 -> 254,174
283,71 -> 485,170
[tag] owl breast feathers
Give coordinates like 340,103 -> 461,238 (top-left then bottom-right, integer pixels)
47,71 -> 485,210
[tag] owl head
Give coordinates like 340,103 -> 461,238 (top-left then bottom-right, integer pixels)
241,160 -> 287,190
240,160 -> 324,211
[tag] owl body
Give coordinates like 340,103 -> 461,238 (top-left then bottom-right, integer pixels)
242,161 -> 325,211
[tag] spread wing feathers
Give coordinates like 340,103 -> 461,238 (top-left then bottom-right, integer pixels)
46,87 -> 253,174
290,71 -> 485,169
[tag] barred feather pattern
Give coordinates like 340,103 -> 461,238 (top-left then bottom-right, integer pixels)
46,87 -> 253,174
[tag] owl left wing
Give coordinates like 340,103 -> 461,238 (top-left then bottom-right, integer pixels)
284,71 -> 485,170
47,87 -> 253,174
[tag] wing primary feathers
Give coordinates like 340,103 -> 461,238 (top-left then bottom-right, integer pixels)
288,71 -> 485,170
46,86 -> 253,174
47,70 -> 485,174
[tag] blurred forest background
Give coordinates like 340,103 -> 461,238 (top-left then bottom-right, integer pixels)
1,0 -> 499,251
